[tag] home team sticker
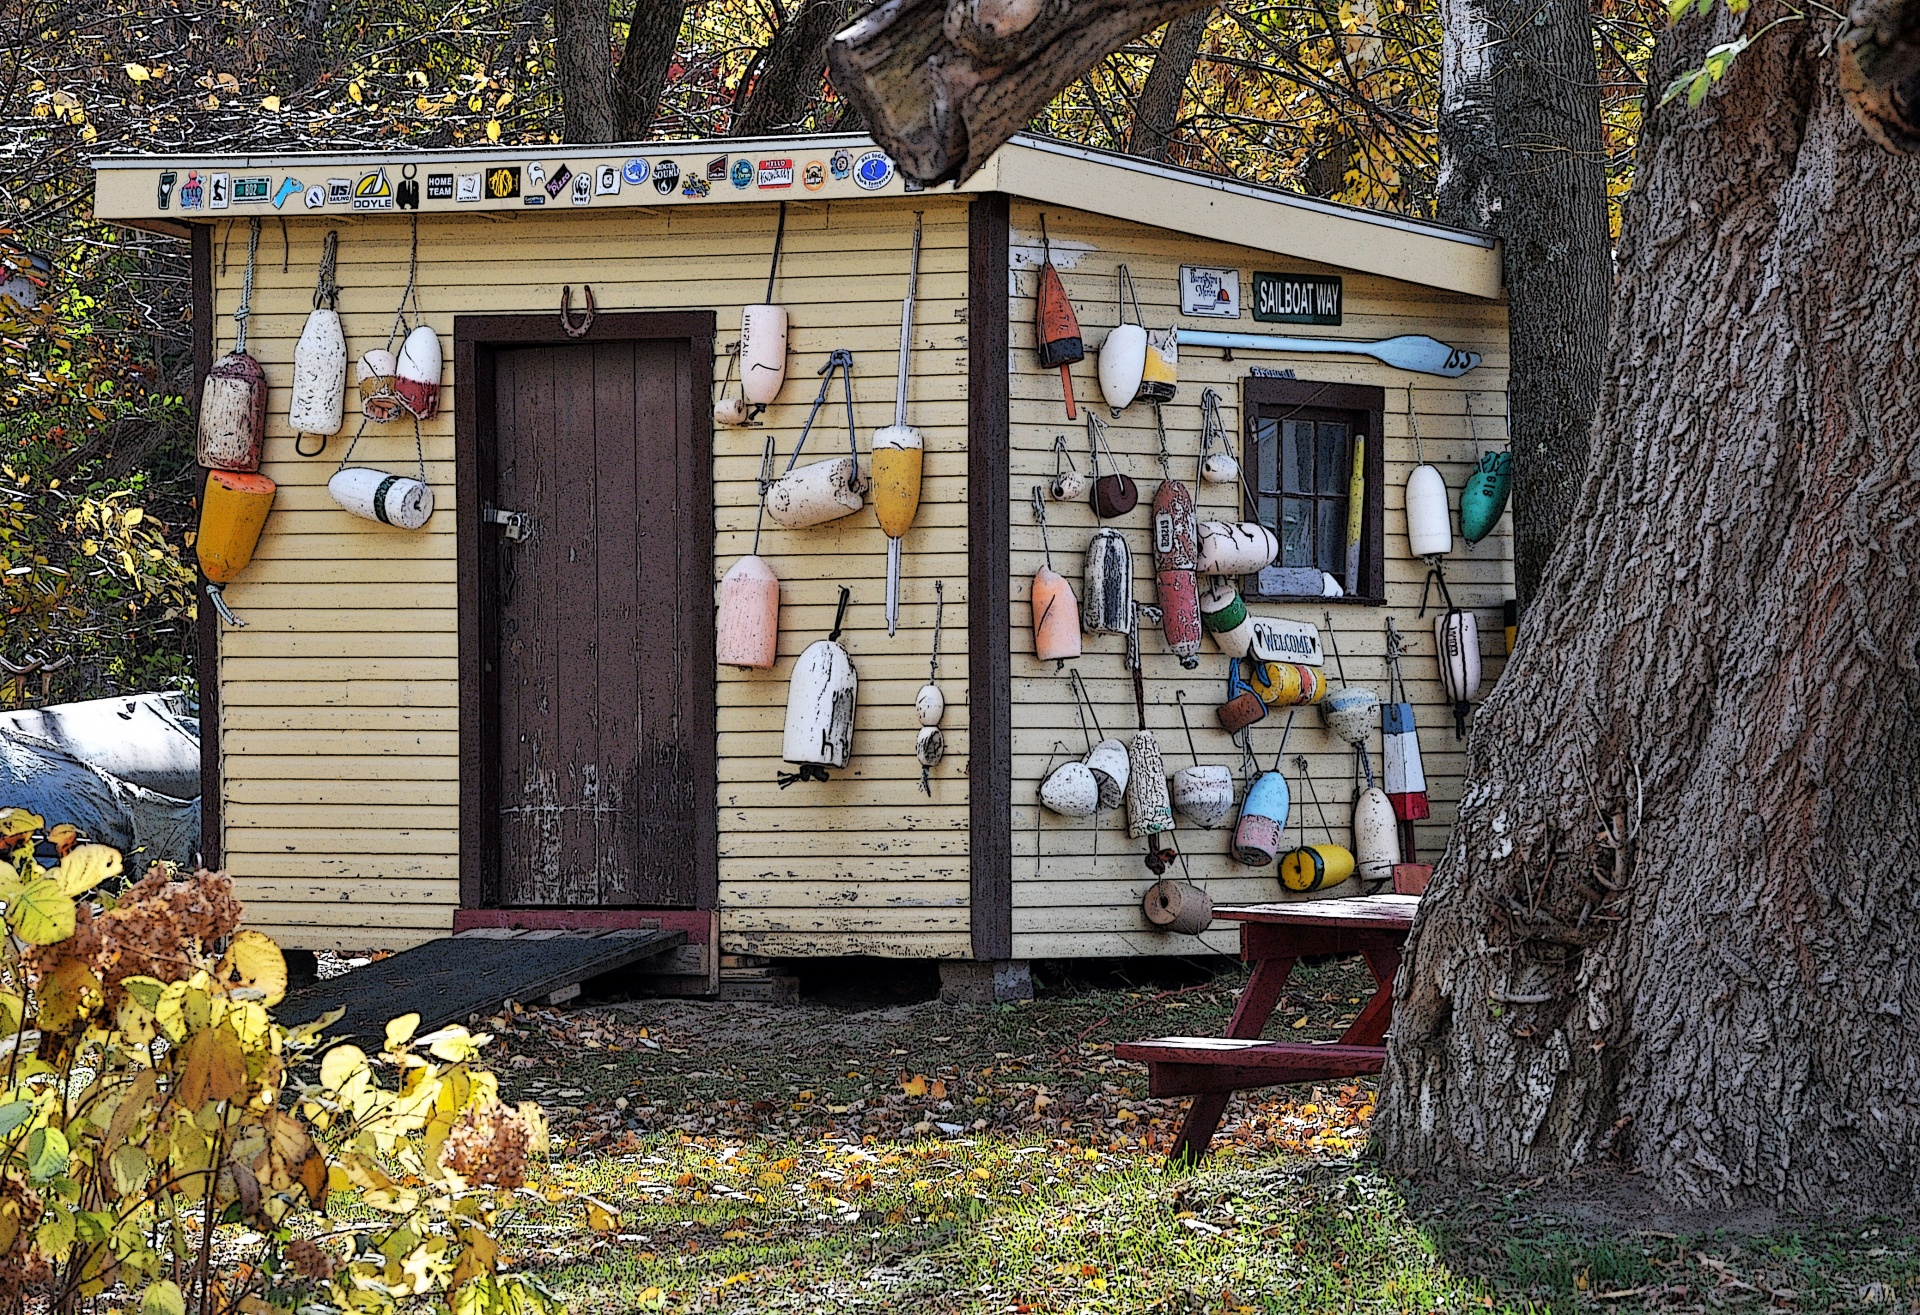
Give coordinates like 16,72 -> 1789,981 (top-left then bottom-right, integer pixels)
853,150 -> 894,191
756,158 -> 794,189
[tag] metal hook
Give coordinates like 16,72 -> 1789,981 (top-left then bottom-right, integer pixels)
559,285 -> 595,338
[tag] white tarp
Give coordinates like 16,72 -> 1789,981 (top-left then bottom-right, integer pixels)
0,691 -> 200,869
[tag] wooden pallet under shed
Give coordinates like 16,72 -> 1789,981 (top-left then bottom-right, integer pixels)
276,926 -> 685,1048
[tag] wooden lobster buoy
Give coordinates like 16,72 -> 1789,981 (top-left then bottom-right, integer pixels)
780,587 -> 857,782
1197,522 -> 1280,576
1139,327 -> 1177,404
199,218 -> 266,472
1171,765 -> 1233,829
765,349 -> 864,528
1322,685 -> 1379,746
917,683 -> 945,726
1405,463 -> 1452,557
395,324 -> 443,421
1142,878 -> 1211,935
1280,843 -> 1355,892
1249,660 -> 1327,708
1199,580 -> 1254,658
290,230 -> 346,446
1082,738 -> 1127,812
1040,759 -> 1101,817
875,214 -> 926,636
197,470 -> 276,628
1086,414 -> 1137,518
1098,266 -> 1147,413
1233,770 -> 1289,867
1126,731 -> 1173,839
1202,453 -> 1239,484
1034,215 -> 1084,419
1459,450 -> 1512,543
357,349 -> 403,423
1082,527 -> 1133,635
1152,470 -> 1201,668
328,467 -> 434,530
715,396 -> 752,426
1383,698 -> 1429,819
716,554 -> 780,670
1218,658 -> 1268,733
1353,785 -> 1400,885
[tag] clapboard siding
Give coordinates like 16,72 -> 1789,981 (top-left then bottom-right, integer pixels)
1004,200 -> 1510,959
209,198 -> 974,953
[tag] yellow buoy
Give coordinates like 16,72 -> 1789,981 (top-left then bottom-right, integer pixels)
1280,843 -> 1355,892
874,213 -> 925,636
197,470 -> 276,585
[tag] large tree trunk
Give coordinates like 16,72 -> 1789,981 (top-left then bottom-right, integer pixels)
1374,2 -> 1920,1207
552,0 -> 620,140
1437,0 -> 1611,604
1130,8 -> 1211,161
733,0 -> 852,135
614,0 -> 691,138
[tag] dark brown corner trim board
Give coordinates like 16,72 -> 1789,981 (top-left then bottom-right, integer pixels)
192,223 -> 220,871
967,193 -> 1014,961
453,310 -> 719,915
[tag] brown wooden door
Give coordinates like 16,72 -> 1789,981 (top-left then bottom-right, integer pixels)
488,338 -> 712,907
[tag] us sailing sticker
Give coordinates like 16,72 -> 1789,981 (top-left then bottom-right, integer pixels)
485,166 -> 520,199
653,160 -> 680,195
852,150 -> 893,190
756,158 -> 794,189
622,158 -> 649,185
326,177 -> 352,205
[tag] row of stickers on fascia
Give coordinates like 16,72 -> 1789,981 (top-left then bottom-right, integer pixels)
151,147 -> 900,215
707,208 -> 1515,930
194,218 -> 439,627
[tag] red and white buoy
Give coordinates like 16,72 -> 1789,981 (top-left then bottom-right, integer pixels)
394,324 -> 442,420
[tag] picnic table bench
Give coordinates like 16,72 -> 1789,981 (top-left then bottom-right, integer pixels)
1115,893 -> 1419,1163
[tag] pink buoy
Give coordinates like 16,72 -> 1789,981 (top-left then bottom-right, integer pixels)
394,324 -> 442,420
717,554 -> 780,670
1032,566 -> 1082,662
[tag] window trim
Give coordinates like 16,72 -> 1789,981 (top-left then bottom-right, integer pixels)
1239,378 -> 1387,605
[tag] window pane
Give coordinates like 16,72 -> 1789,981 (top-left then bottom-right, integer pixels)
1280,496 -> 1314,567
1283,420 -> 1314,494
1254,419 -> 1278,508
1319,497 -> 1349,574
1317,422 -> 1349,495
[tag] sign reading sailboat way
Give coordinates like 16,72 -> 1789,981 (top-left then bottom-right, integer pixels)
1254,271 -> 1343,326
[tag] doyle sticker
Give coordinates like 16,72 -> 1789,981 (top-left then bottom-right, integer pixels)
756,157 -> 793,189
1249,616 -> 1323,666
1180,265 -> 1241,318
353,168 -> 393,210
852,150 -> 893,190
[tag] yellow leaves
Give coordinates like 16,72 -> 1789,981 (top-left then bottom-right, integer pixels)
485,119 -> 501,143
583,1196 -> 620,1231
140,1280 -> 186,1315
47,823 -> 78,856
424,1024 -> 487,1063
320,1044 -> 369,1092
176,1024 -> 249,1110
900,1073 -> 929,1098
37,958 -> 101,1032
107,1143 -> 151,1197
217,930 -> 287,1006
55,842 -> 120,896
348,80 -> 365,103
0,808 -> 43,842
386,1013 -> 422,1051
261,95 -> 281,111
8,877 -> 75,944
124,63 -> 152,82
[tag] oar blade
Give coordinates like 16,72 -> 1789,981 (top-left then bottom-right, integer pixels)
1369,335 -> 1481,377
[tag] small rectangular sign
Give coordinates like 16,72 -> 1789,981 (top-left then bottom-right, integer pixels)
1180,265 -> 1240,318
1249,616 -> 1323,666
1253,271 -> 1342,325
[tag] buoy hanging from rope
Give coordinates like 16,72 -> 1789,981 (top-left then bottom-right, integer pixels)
714,343 -> 752,427
779,586 -> 857,784
1081,524 -> 1133,636
1232,710 -> 1295,867
1382,616 -> 1430,823
1404,385 -> 1452,558
915,580 -> 947,793
764,349 -> 865,528
289,229 -> 346,452
1086,412 -> 1137,518
327,466 -> 433,529
1126,602 -> 1176,874
1197,521 -> 1279,576
1169,689 -> 1233,829
1069,668 -> 1128,812
1217,656 -> 1268,733
1279,756 -> 1356,893
357,349 -> 402,423
196,469 -> 276,628
1318,611 -> 1380,748
1142,877 -> 1211,935
331,216 -> 435,532
875,214 -> 925,637
1033,214 -> 1084,419
1198,388 -> 1238,484
395,323 -> 443,421
717,434 -> 784,670
1457,394 -> 1512,544
740,203 -> 789,411
1029,487 -> 1082,662
1150,404 -> 1201,669
198,216 -> 267,472
1049,434 -> 1086,501
1140,327 -> 1178,405
1422,564 -> 1481,738
1097,264 -> 1147,413
1351,747 -> 1400,888
1199,579 -> 1255,659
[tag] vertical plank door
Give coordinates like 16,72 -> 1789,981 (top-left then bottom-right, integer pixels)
491,339 -> 710,907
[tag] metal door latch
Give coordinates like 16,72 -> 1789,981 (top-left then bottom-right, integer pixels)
483,506 -> 530,541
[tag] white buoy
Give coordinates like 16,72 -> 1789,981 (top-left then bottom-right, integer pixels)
1040,760 -> 1100,817
1098,265 -> 1148,413
1197,521 -> 1280,575
1436,607 -> 1482,703
765,455 -> 864,528
782,588 -> 857,775
1125,731 -> 1174,839
916,683 -> 945,726
741,304 -> 788,406
394,324 -> 442,420
1353,785 -> 1400,885
1322,685 -> 1380,747
357,349 -> 402,423
1406,464 -> 1452,557
1171,764 -> 1234,829
290,307 -> 346,441
1201,453 -> 1239,485
1199,579 -> 1256,658
1082,527 -> 1133,635
328,467 -> 433,530
715,396 -> 752,427
1085,738 -> 1130,812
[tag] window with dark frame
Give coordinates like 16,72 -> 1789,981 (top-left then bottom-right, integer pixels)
1240,380 -> 1386,602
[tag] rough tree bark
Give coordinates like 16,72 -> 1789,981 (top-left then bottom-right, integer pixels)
551,0 -> 688,141
1373,0 -> 1920,1207
1130,8 -> 1212,161
613,0 -> 691,138
829,0 -> 1215,182
1436,0 -> 1611,605
734,0 -> 854,135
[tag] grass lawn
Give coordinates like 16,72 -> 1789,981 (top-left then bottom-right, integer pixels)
472,957 -> 1920,1313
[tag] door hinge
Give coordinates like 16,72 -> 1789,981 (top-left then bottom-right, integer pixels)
483,506 -> 530,542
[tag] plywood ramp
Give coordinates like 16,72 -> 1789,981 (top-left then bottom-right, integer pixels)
1003,200 -> 1510,960
209,198 -> 974,955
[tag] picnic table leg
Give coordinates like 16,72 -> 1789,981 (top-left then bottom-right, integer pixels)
1167,954 -> 1295,1165
1338,941 -> 1404,1047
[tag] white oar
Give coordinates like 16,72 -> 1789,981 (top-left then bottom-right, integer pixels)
1181,330 -> 1481,378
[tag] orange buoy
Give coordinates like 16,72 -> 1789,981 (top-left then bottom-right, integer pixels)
1034,215 -> 1083,419
196,469 -> 276,628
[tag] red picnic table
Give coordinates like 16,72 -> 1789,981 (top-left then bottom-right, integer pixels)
1114,893 -> 1419,1163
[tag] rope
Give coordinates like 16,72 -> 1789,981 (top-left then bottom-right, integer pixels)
1068,667 -> 1103,748
929,579 -> 943,683
312,229 -> 340,310
1408,383 -> 1424,465
1295,754 -> 1338,845
1154,401 -> 1171,481
233,216 -> 260,354
764,201 -> 786,304
1198,387 -> 1224,484
1030,485 -> 1053,570
750,432 -> 775,556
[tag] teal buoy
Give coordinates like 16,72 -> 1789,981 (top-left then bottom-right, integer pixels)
1459,450 -> 1512,544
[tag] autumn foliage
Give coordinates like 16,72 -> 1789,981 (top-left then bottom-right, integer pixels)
0,808 -> 558,1314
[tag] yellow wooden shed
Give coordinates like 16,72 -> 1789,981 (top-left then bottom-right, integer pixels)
92,133 -> 1509,991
